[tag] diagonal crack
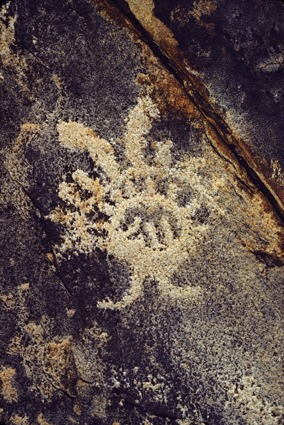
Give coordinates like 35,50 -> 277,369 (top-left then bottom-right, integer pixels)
48,379 -> 77,400
106,0 -> 284,224
204,131 -> 256,193
18,41 -> 53,73
17,41 -> 65,103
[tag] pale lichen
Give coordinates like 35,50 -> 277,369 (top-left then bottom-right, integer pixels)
0,367 -> 18,403
225,375 -> 284,424
0,5 -> 28,91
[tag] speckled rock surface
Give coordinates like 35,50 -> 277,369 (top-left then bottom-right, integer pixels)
0,1 -> 283,424
117,0 -> 284,214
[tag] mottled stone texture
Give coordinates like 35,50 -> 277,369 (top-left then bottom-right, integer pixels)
120,0 -> 284,213
0,1 -> 283,424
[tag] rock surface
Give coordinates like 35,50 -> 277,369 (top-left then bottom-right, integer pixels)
117,0 -> 284,214
0,1 -> 283,424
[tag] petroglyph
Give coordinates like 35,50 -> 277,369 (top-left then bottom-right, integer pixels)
49,96 -> 224,309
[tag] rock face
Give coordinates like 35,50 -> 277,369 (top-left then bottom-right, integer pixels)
118,0 -> 284,214
0,1 -> 283,424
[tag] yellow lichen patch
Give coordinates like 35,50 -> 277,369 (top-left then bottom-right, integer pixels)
51,95 -> 224,309
127,0 -> 178,51
19,283 -> 30,292
43,338 -> 74,385
176,420 -> 194,425
4,123 -> 42,218
66,308 -> 76,318
73,404 -> 82,416
7,309 -> 76,400
46,252 -> 55,262
11,415 -> 30,425
169,1 -> 217,35
271,159 -> 284,185
255,53 -> 283,73
0,367 -> 18,403
191,0 -> 218,21
28,331 -> 76,398
225,375 -> 284,424
0,6 -> 28,91
135,62 -> 199,124
0,293 -> 15,309
7,284 -> 108,404
0,10 -> 18,68
52,73 -> 64,92
37,414 -> 52,425
0,13 -> 16,65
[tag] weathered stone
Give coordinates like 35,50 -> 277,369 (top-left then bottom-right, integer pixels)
118,0 -> 284,216
0,1 -> 283,424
